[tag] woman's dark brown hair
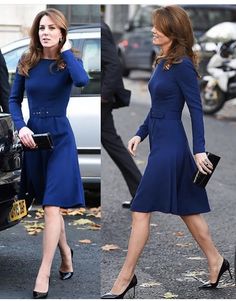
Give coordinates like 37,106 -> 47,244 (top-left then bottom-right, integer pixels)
18,8 -> 68,76
152,5 -> 199,71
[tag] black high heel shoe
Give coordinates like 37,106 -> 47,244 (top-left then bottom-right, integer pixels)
101,274 -> 137,299
59,248 -> 74,280
33,277 -> 50,299
199,258 -> 233,289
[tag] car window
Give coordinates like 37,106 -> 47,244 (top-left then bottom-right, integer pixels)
71,38 -> 101,96
4,46 -> 28,85
4,46 -> 28,72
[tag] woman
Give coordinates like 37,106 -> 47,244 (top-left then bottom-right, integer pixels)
101,5 -> 232,299
9,9 -> 89,299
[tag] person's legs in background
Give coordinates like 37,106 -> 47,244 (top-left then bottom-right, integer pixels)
101,102 -> 142,207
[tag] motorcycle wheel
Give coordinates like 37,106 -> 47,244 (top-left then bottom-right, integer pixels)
200,81 -> 226,115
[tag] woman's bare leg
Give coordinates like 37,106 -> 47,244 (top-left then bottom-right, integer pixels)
58,214 -> 73,273
181,214 -> 223,283
111,212 -> 151,294
33,206 -> 61,293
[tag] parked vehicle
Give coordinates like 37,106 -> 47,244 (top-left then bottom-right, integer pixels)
200,39 -> 236,114
117,5 -> 236,77
1,25 -> 101,192
0,113 -> 33,230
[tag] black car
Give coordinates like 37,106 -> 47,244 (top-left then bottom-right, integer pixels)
0,113 -> 33,231
118,5 -> 236,77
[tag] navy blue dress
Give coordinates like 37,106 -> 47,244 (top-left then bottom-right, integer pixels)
131,57 -> 210,215
9,50 -> 89,208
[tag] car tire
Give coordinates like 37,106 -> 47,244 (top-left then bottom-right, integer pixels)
200,80 -> 226,115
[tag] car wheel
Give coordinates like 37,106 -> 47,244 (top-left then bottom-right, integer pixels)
200,80 -> 226,115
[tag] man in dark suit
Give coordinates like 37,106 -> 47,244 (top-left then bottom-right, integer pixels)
101,21 -> 142,208
0,49 -> 10,113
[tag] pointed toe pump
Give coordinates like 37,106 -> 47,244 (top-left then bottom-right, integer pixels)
33,278 -> 50,299
33,291 -> 48,299
101,274 -> 137,299
59,248 -> 74,280
199,258 -> 232,289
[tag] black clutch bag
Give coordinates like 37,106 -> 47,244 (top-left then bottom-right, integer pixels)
193,152 -> 221,188
23,133 -> 54,151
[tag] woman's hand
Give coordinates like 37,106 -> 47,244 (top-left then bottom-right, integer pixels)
18,127 -> 37,149
194,152 -> 213,175
60,38 -> 71,53
128,136 -> 141,156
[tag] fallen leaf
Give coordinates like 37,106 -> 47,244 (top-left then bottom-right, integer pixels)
140,281 -> 161,287
87,207 -> 101,218
173,231 -> 184,237
176,243 -> 193,247
220,282 -> 235,288
28,231 -> 37,235
183,270 -> 207,277
86,224 -> 101,230
61,208 -> 86,216
79,239 -> 92,244
101,244 -> 120,251
22,221 -> 45,235
164,292 -> 178,299
72,218 -> 94,226
187,256 -> 205,260
135,159 -> 145,165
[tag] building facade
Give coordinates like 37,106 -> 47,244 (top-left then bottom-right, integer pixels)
0,4 -> 100,47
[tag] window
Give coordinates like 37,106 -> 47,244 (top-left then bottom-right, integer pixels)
71,38 -> 101,96
4,45 -> 28,85
4,46 -> 28,72
47,5 -> 100,26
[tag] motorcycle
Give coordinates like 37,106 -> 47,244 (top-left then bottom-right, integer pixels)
200,40 -> 236,114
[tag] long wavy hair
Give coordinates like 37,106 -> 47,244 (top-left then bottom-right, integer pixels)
152,5 -> 199,73
18,8 -> 68,76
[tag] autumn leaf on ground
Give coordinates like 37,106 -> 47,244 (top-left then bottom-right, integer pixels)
140,281 -> 161,287
22,221 -> 45,235
86,224 -> 101,230
87,207 -> 101,218
220,282 -> 235,288
163,292 -> 178,299
187,256 -> 205,260
183,270 -> 207,281
60,208 -> 86,216
79,239 -> 92,244
72,218 -> 94,226
101,244 -> 120,251
134,159 -> 145,165
173,231 -> 184,237
176,243 -> 193,247
35,208 -> 44,219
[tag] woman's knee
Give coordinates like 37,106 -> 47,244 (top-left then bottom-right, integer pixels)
44,206 -> 61,217
132,211 -> 151,224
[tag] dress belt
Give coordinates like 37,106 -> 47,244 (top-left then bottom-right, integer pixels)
150,110 -> 181,120
30,107 -> 66,117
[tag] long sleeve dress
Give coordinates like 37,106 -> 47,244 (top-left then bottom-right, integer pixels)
9,50 -> 89,208
131,57 -> 210,215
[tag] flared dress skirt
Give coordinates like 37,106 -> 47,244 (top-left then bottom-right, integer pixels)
131,116 -> 210,215
20,115 -> 85,208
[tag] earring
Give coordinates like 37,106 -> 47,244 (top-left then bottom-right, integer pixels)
59,38 -> 63,44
